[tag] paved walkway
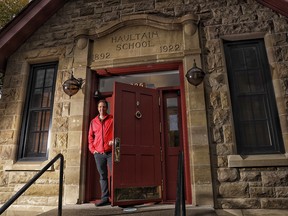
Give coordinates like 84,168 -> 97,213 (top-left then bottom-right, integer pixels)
39,203 -> 217,216
38,203 -> 288,216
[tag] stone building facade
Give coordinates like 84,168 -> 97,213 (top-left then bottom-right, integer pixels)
0,0 -> 288,215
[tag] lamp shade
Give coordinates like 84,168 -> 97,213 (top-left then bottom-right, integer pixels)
62,75 -> 83,97
185,61 -> 205,86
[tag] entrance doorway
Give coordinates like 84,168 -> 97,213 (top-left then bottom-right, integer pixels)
85,64 -> 190,205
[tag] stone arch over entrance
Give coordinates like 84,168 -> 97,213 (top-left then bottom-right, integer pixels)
74,13 -> 200,70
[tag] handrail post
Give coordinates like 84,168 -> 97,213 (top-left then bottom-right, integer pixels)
58,154 -> 64,216
174,151 -> 186,216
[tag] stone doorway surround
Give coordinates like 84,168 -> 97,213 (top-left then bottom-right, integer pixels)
72,13 -> 214,206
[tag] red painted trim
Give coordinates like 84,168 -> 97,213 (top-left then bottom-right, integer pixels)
179,64 -> 192,204
257,0 -> 288,17
96,62 -> 182,76
158,89 -> 167,201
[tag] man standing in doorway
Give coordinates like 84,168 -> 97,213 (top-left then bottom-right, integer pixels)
88,99 -> 113,206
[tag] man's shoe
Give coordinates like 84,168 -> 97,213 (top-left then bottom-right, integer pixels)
95,199 -> 111,207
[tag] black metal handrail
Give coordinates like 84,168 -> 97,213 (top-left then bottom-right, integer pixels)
174,151 -> 186,216
0,153 -> 64,216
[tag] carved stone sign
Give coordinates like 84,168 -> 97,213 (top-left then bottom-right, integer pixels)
92,26 -> 183,65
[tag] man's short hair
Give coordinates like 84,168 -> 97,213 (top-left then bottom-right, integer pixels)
97,99 -> 108,108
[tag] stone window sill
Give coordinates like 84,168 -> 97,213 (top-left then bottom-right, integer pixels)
228,154 -> 288,167
5,161 -> 54,171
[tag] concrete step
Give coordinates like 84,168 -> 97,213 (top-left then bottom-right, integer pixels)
38,203 -> 217,216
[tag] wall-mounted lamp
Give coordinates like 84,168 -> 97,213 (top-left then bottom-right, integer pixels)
185,60 -> 205,86
62,71 -> 84,97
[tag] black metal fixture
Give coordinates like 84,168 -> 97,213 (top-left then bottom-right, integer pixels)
62,71 -> 84,97
94,90 -> 102,98
185,59 -> 205,86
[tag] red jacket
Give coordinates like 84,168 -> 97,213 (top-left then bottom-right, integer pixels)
88,114 -> 113,154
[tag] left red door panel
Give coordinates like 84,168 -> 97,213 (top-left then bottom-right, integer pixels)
112,82 -> 162,206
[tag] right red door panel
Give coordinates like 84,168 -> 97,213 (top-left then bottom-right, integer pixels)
162,90 -> 183,202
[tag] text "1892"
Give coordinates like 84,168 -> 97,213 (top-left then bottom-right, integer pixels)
94,53 -> 111,60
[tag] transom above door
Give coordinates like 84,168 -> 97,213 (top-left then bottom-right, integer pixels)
98,70 -> 180,92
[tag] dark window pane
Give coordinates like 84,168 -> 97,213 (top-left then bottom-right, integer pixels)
244,47 -> 258,68
235,70 -> 250,93
230,48 -> 245,69
45,69 -> 54,87
42,110 -> 50,130
29,111 -> 42,131
31,89 -> 43,108
255,122 -> 272,147
238,96 -> 254,120
34,69 -> 45,88
42,88 -> 52,107
25,110 -> 45,157
39,132 -> 48,153
239,123 -> 257,147
238,95 -> 267,121
248,69 -> 264,92
25,131 -> 43,157
166,97 -> 179,147
239,121 -> 271,148
252,96 -> 267,120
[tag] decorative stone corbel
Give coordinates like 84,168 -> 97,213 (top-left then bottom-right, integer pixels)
75,29 -> 89,50
180,14 -> 199,36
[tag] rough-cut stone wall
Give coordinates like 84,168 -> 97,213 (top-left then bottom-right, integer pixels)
0,0 -> 288,213
198,0 -> 288,209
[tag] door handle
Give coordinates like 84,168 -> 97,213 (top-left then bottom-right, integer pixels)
114,137 -> 120,162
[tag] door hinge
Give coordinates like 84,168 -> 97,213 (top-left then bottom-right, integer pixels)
160,148 -> 163,162
160,122 -> 162,133
161,179 -> 164,191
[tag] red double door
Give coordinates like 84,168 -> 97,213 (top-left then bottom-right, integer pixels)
86,82 -> 185,206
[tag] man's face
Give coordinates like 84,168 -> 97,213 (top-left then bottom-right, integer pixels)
98,102 -> 107,115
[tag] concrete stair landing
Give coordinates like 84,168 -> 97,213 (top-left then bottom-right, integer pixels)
38,203 -> 217,216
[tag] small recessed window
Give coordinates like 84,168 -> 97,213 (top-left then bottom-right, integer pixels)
224,39 -> 284,155
18,63 -> 58,161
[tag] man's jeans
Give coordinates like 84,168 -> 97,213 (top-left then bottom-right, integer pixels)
94,152 -> 112,200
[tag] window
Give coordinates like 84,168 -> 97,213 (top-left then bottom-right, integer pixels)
18,62 -> 58,160
224,39 -> 284,155
163,92 -> 182,148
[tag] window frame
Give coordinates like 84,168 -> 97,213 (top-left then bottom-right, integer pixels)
224,39 -> 284,156
18,62 -> 58,161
